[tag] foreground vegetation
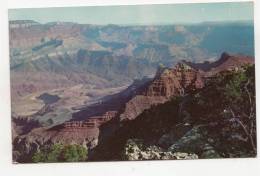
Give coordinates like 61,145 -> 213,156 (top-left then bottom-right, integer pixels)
32,144 -> 87,163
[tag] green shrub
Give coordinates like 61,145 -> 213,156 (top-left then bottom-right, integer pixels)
32,143 -> 88,163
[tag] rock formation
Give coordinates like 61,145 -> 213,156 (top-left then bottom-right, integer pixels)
119,62 -> 205,121
183,52 -> 254,76
122,139 -> 198,160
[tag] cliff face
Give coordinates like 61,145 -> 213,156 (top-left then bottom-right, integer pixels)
9,21 -> 83,49
119,63 -> 204,121
144,63 -> 204,97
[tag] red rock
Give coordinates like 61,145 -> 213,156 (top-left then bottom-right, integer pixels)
183,52 -> 254,76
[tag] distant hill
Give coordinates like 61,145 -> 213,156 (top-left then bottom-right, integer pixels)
9,21 -> 254,99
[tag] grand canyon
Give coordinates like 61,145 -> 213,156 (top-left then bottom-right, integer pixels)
9,18 -> 256,162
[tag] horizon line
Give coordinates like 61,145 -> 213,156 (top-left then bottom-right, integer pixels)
9,19 -> 254,26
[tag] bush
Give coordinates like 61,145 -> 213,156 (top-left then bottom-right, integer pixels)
32,143 -> 88,163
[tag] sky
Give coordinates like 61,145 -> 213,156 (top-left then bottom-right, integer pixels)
8,2 -> 254,25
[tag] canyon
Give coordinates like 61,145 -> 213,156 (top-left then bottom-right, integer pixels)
9,20 -> 255,162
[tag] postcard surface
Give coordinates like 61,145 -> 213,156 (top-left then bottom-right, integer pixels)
9,2 -> 256,163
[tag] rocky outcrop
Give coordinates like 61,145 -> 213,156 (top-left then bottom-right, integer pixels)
119,62 -> 204,121
183,52 -> 254,76
119,95 -> 167,121
158,123 -> 192,148
13,111 -> 117,156
121,126 -> 221,160
122,139 -> 198,160
144,63 -> 204,97
105,53 -> 252,131
63,111 -> 117,129
168,126 -> 221,159
12,116 -> 41,136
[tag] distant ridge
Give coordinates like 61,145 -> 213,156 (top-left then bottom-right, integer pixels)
182,52 -> 254,72
9,20 -> 40,24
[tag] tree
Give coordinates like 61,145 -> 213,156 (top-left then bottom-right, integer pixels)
202,65 -> 256,154
62,144 -> 87,162
223,66 -> 256,153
